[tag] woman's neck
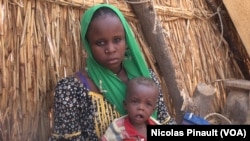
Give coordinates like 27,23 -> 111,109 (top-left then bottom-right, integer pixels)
114,64 -> 123,76
116,68 -> 129,84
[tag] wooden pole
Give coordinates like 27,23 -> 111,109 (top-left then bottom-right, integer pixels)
128,0 -> 186,123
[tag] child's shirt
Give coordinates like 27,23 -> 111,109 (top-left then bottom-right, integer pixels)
101,115 -> 160,141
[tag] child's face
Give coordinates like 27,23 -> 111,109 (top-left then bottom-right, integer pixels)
124,84 -> 158,125
86,14 -> 126,72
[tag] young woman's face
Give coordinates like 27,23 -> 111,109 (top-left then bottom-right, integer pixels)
86,14 -> 126,72
124,84 -> 158,125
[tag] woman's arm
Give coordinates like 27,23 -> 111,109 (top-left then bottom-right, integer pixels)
50,76 -> 98,141
149,69 -> 177,125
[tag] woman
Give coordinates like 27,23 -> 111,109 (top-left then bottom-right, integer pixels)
50,3 -> 176,141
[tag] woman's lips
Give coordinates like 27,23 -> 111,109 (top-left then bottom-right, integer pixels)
107,58 -> 119,64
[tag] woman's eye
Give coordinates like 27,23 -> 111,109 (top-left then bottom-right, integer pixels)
114,37 -> 122,43
96,41 -> 105,46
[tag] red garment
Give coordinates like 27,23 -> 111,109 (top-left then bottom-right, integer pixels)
123,116 -> 157,141
101,115 -> 159,141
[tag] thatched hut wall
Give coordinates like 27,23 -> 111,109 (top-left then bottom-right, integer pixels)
0,0 -> 248,141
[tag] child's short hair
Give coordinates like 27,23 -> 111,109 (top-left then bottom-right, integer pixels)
126,76 -> 158,96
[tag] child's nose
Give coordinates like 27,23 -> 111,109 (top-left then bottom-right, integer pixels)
138,103 -> 145,110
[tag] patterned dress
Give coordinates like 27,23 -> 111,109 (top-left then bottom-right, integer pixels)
50,69 -> 176,141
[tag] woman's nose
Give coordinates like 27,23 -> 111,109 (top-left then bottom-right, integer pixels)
106,43 -> 116,53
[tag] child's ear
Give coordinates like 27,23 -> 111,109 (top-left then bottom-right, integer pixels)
123,100 -> 127,110
154,105 -> 157,111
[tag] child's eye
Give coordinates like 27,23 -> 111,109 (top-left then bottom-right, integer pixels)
96,41 -> 105,46
146,103 -> 153,107
132,100 -> 138,103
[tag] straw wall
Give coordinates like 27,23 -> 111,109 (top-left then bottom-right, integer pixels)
0,0 -> 247,141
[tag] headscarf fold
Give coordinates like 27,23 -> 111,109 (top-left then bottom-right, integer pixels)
81,4 -> 156,118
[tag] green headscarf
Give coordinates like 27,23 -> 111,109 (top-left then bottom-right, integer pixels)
81,4 -> 157,118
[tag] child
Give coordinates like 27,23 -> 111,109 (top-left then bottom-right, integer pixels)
101,77 -> 160,141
